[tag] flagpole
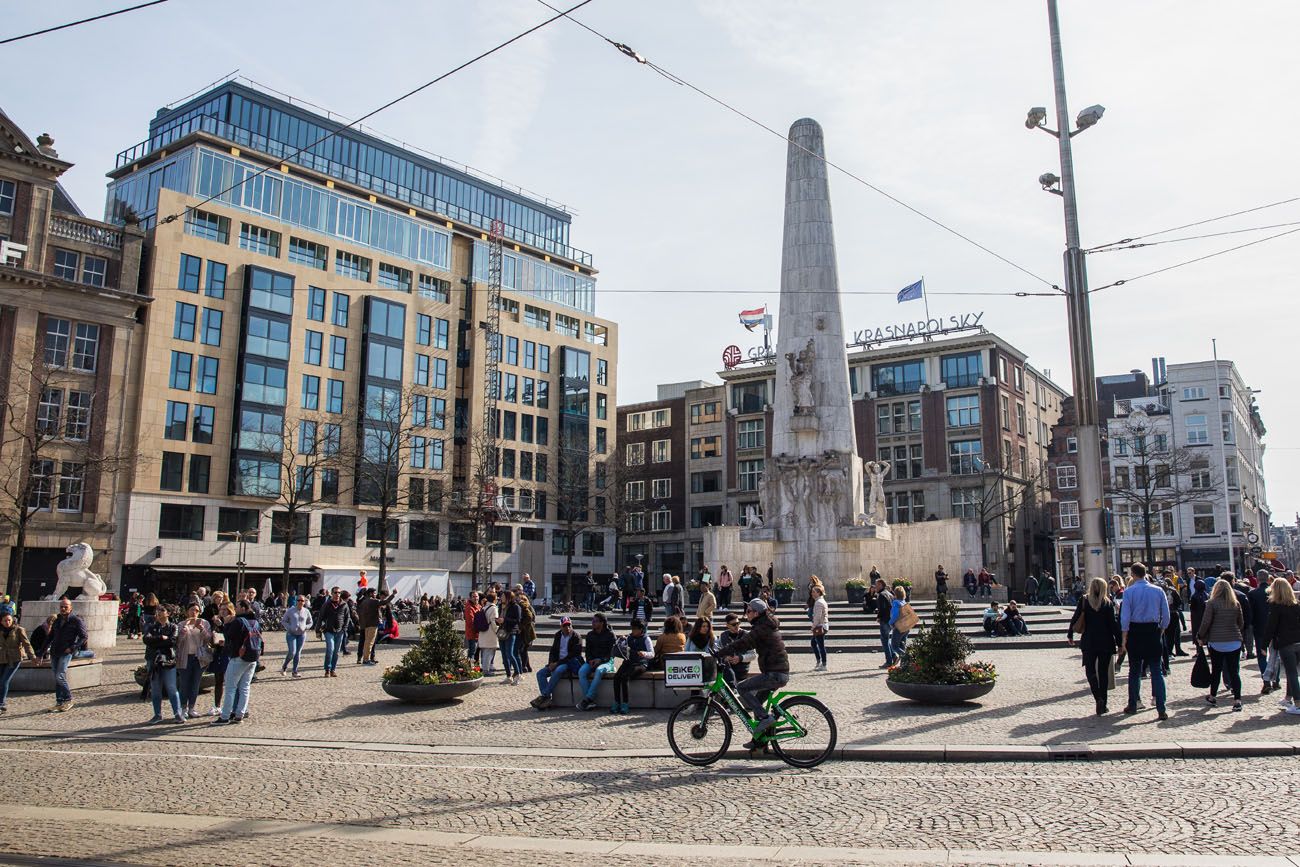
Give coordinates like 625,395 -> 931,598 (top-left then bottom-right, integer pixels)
921,276 -> 931,322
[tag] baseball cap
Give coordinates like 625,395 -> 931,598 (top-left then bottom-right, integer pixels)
747,598 -> 768,614
560,616 -> 572,625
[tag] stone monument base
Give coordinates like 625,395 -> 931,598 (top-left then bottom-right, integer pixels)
21,598 -> 119,650
706,518 -> 980,599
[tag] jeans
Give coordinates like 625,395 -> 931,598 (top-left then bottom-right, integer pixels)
1125,624 -> 1167,712
0,661 -> 22,708
978,584 -> 992,597
578,659 -> 615,700
1280,642 -> 1300,702
810,632 -> 827,665
283,632 -> 305,673
718,586 -> 733,609
323,630 -> 344,672
1082,651 -> 1113,709
151,665 -> 182,719
519,642 -> 532,672
613,660 -> 647,705
536,658 -> 581,696
501,634 -> 521,678
221,657 -> 257,720
179,657 -> 204,711
890,628 -> 908,661
879,623 -> 894,664
464,637 -> 479,664
1255,636 -> 1270,677
51,654 -> 72,704
1208,646 -> 1242,700
736,671 -> 789,720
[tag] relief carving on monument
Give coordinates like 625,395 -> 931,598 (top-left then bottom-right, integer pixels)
785,337 -> 816,413
760,450 -> 857,530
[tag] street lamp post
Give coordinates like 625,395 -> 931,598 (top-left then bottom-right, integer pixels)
1027,0 -> 1108,581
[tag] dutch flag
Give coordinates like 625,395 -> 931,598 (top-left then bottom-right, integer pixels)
738,306 -> 767,331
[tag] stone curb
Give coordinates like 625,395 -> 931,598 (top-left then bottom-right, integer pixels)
2,726 -> 1296,764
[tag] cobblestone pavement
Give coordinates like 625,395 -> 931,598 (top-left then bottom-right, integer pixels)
3,641 -> 1297,754
0,737 -> 1295,865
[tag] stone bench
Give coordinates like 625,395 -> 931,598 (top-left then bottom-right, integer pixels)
9,658 -> 102,692
540,670 -> 701,710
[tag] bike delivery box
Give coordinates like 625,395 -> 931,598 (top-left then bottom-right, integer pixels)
664,652 -> 717,689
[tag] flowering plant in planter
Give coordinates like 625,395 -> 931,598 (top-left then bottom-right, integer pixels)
887,596 -> 997,686
773,578 -> 796,590
383,604 -> 482,686
845,578 -> 868,589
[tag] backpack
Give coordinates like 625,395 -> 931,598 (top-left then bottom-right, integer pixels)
472,608 -> 490,633
239,619 -> 263,662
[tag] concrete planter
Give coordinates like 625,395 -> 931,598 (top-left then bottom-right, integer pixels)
774,588 -> 795,606
382,679 -> 482,703
885,679 -> 995,705
846,586 -> 867,605
687,589 -> 702,606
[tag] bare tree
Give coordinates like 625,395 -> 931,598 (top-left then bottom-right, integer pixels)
0,357 -> 137,599
553,437 -> 618,604
447,427 -> 533,593
353,384 -> 426,592
972,458 -> 1047,582
1106,410 -> 1211,567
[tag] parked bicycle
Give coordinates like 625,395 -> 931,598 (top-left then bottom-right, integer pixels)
664,652 -> 836,769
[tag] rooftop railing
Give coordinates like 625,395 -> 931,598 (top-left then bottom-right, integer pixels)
49,215 -> 123,250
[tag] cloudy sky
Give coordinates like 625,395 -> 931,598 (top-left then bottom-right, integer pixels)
6,1 -> 1298,521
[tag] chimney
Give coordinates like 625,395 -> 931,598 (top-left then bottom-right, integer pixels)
36,133 -> 58,158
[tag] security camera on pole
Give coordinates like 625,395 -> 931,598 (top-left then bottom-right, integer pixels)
1026,0 -> 1108,581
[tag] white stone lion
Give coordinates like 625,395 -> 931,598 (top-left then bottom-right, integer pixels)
46,542 -> 106,600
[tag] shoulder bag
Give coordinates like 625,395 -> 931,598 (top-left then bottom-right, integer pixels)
1190,646 -> 1212,689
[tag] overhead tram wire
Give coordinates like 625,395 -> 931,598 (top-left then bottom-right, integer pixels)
1085,219 -> 1300,253
154,0 -> 599,227
1089,225 -> 1300,294
533,0 -> 1061,294
0,0 -> 173,45
135,285 -> 1060,297
1085,196 -> 1300,253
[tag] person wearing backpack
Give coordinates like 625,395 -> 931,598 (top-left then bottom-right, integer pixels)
214,599 -> 261,725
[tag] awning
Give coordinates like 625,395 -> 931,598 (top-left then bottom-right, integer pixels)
148,565 -> 311,576
311,565 -> 451,600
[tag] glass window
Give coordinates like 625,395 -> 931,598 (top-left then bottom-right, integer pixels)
329,335 -> 347,370
205,260 -> 226,297
160,452 -> 185,490
234,457 -> 280,497
731,381 -> 767,413
1058,500 -> 1080,530
242,360 -> 286,405
1056,464 -> 1077,489
301,374 -> 320,410
948,439 -> 983,474
307,286 -> 326,321
288,237 -> 327,269
0,179 -> 14,215
1192,503 -> 1216,535
377,262 -> 411,291
246,313 -> 290,359
410,520 -> 440,550
185,209 -> 229,243
368,298 -> 406,339
239,222 -> 281,257
1186,414 -> 1209,445
53,249 -> 79,281
950,488 -> 979,519
27,459 -> 54,510
941,351 -> 983,388
158,503 -> 204,540
367,343 -> 403,381
321,514 -> 355,546
738,458 -> 763,492
164,401 -> 188,441
248,267 -> 294,314
72,324 -> 99,371
192,404 -> 214,444
872,361 -> 925,396
327,379 -> 344,414
36,388 -> 62,435
690,436 -> 721,459
239,408 -> 283,453
81,256 -> 107,287
434,318 -> 449,349
65,391 -> 91,441
415,314 -> 431,345
200,308 -> 222,346
44,318 -> 70,366
335,250 -> 371,281
169,351 -> 192,390
432,357 -> 448,390
304,330 -> 322,365
737,419 -> 765,450
418,275 -> 450,303
332,292 -> 350,326
506,337 -> 519,366
946,395 -> 980,428
188,454 -> 210,494
181,255 -> 204,293
597,358 -> 608,387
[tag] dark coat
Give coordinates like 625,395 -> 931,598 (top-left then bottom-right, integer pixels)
715,612 -> 788,673
46,613 -> 87,658
1070,599 -> 1121,656
547,630 -> 584,665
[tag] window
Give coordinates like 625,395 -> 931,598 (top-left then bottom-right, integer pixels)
626,442 -> 645,465
0,179 -> 14,215
1019,445 -> 1028,476
872,360 -> 925,396
690,436 -> 721,459
524,305 -> 550,330
596,393 -> 607,420
53,249 -> 79,281
886,490 -> 926,525
185,209 -> 229,243
505,336 -> 519,366
626,512 -> 645,533
366,518 -> 399,547
949,439 -> 982,474
65,391 -> 91,441
877,400 -> 921,435
320,468 -> 339,502
235,457 -> 280,497
738,419 -> 765,451
1182,386 -> 1206,400
1222,411 -> 1235,443
556,313 -> 580,338
582,531 -> 605,558
243,360 -> 286,404
691,471 -> 721,494
1016,403 -> 1026,435
329,335 -> 347,370
692,506 -> 724,528
192,404 -> 214,444
879,444 -> 924,480
595,426 -> 606,454
169,351 -> 192,390
164,401 -> 188,440
27,459 -> 54,510
651,509 -> 672,531
1056,464 -> 1077,489
217,508 -> 262,543
188,454 -> 210,493
652,478 -> 671,499
239,408 -> 283,453
731,381 -> 767,413
941,351 -> 983,388
651,440 -> 670,463
1000,396 -> 1011,430
738,458 -> 764,492
178,254 -> 202,292
160,452 -> 184,490
1192,503 -> 1216,535
1014,366 -> 1024,392
44,318 -> 70,366
205,261 -> 226,297
1190,457 -> 1212,489
196,356 -> 219,394
946,395 -> 980,428
432,357 -> 448,390
433,318 -> 449,350
36,388 -> 62,435
247,313 -> 290,360
1066,437 -> 1078,454
1058,500 -> 1080,530
248,267 -> 294,314
327,379 -> 344,414
409,520 -> 440,550
53,463 -> 83,512
307,286 -> 326,321
72,324 -> 99,371
239,222 -> 280,257
418,274 -> 450,303
332,292 -> 350,326
597,358 -> 608,386
200,308 -> 222,346
1114,466 -> 1130,489
270,512 -> 310,545
375,262 -> 410,291
1186,414 -> 1209,445
81,256 -> 107,287
158,503 -> 204,540
288,237 -> 327,269
950,488 -> 979,519
503,373 -> 517,403
535,454 -> 548,483
304,330 -> 322,366
335,250 -> 370,281
691,401 -> 721,424
626,480 -> 645,501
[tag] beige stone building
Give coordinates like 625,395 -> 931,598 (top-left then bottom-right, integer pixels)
0,109 -> 147,599
104,80 -> 617,600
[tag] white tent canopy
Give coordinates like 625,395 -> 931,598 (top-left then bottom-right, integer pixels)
311,565 -> 450,601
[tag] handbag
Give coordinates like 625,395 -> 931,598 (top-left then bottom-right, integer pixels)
1070,608 -> 1086,636
153,648 -> 176,669
1106,656 -> 1117,691
895,604 -> 919,633
812,625 -> 826,637
1190,647 -> 1212,689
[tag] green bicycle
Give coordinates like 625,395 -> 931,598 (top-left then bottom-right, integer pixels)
664,653 -> 837,768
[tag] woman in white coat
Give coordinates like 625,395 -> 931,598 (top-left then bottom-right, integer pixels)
810,585 -> 830,671
478,591 -> 501,675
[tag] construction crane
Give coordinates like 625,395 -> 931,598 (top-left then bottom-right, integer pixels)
473,219 -> 506,592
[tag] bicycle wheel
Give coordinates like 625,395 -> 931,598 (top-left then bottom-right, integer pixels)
770,696 -> 837,769
667,696 -> 732,766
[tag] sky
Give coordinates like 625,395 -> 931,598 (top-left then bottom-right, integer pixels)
4,1 -> 1298,521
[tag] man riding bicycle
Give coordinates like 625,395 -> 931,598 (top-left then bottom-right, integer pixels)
720,598 -> 789,749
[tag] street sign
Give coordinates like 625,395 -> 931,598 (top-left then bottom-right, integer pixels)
1260,551 -> 1279,560
1249,546 -> 1263,555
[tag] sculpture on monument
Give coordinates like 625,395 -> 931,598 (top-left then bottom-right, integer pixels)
45,542 -> 106,600
859,460 -> 892,527
785,337 -> 816,413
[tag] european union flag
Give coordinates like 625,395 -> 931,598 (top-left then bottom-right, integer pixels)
897,279 -> 924,303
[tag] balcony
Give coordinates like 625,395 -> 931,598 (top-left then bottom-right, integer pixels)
1114,396 -> 1169,417
49,215 -> 123,251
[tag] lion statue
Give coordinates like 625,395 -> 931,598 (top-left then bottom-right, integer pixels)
45,542 -> 106,600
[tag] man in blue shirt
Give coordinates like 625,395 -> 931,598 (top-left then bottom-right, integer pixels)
1120,563 -> 1172,720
